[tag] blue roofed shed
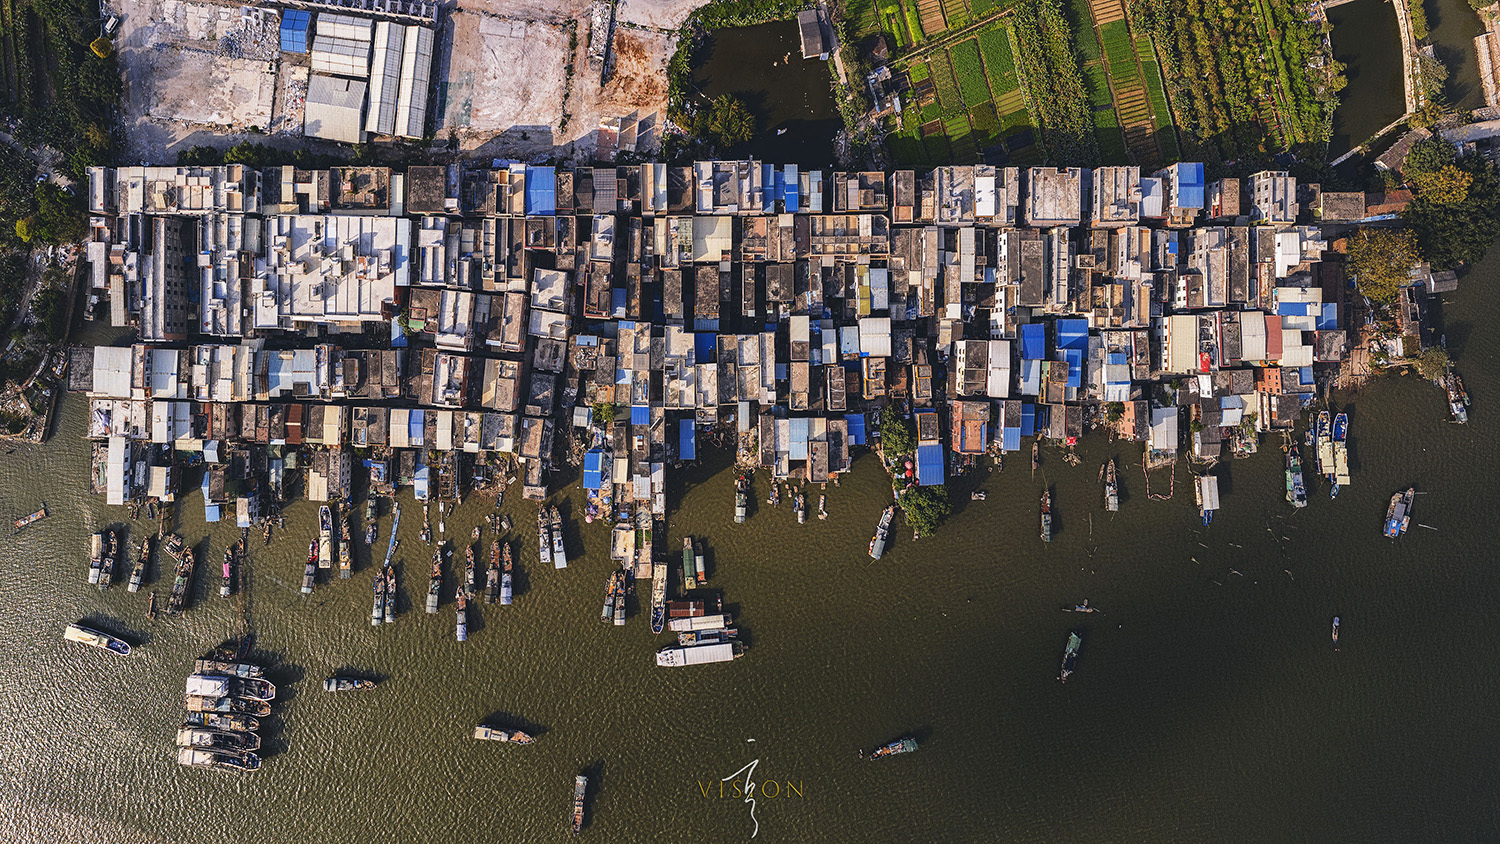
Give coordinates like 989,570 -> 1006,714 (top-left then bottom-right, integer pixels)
582,450 -> 605,490
525,167 -> 556,215
845,412 -> 866,445
1176,162 -> 1205,209
1020,403 -> 1036,436
1020,323 -> 1046,360
916,443 -> 944,486
280,9 -> 310,53
631,405 -> 650,425
1055,318 -> 1089,350
679,420 -> 696,461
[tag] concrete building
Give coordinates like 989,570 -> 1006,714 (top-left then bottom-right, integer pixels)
1090,166 -> 1141,227
1024,167 -> 1084,227
304,74 -> 368,144
1249,170 -> 1298,226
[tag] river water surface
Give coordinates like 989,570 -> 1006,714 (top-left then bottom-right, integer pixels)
1,257 -> 1498,840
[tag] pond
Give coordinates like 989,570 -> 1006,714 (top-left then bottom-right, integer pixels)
688,20 -> 843,166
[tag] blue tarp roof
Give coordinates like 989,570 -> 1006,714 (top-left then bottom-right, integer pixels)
694,332 -> 716,362
679,420 -> 696,460
1056,318 -> 1089,350
845,412 -> 867,445
1062,349 -> 1084,388
1319,303 -> 1338,330
582,450 -> 604,490
916,443 -> 944,486
1176,162 -> 1206,209
525,166 -> 556,215
1020,323 -> 1045,360
1019,359 -> 1042,396
611,287 -> 627,317
1107,352 -> 1128,366
1002,427 -> 1021,452
391,316 -> 407,348
631,405 -> 650,425
783,165 -> 800,212
279,9 -> 310,53
414,465 -> 430,500
1021,403 -> 1037,437
1277,301 -> 1311,316
408,412 -> 424,443
762,164 -> 775,211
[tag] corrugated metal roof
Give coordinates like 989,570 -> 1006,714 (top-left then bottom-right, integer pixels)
916,443 -> 944,486
311,35 -> 372,77
280,10 -> 310,53
395,25 -> 434,138
365,21 -> 404,135
305,75 -> 367,143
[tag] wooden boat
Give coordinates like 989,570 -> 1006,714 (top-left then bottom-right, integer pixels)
129,535 -> 150,593
694,539 -> 706,586
176,727 -> 261,752
485,539 -> 501,604
192,659 -> 263,678
456,591 -> 468,642
538,509 -> 552,568
63,623 -> 131,656
1332,616 -> 1340,650
167,541 -> 194,615
420,503 -> 432,544
426,547 -> 443,614
219,548 -> 234,599
1059,631 -> 1081,682
176,747 -> 260,772
146,592 -> 158,620
1104,459 -> 1119,512
501,542 -> 513,606
184,695 -> 270,717
184,711 -> 258,732
12,504 -> 47,531
863,737 -> 918,760
681,537 -> 697,587
301,541 -> 317,595
186,674 -> 275,702
473,725 -> 536,744
338,511 -> 352,579
99,529 -> 119,590
317,505 -> 333,570
383,562 -> 396,625
88,531 -> 103,585
323,677 -> 377,692
550,506 -> 566,567
572,774 -> 587,834
1040,491 -> 1052,542
372,562 -> 386,627
465,543 -> 477,592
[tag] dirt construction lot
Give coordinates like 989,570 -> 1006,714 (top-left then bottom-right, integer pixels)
113,0 -> 711,164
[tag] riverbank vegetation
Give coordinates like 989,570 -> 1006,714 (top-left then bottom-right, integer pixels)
1400,138 -> 1500,269
1129,0 -> 1343,161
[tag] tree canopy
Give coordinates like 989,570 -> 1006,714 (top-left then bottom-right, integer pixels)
1346,228 -> 1418,305
1414,346 -> 1450,381
879,403 -> 916,457
1401,141 -> 1500,268
688,95 -> 756,150
898,485 -> 951,537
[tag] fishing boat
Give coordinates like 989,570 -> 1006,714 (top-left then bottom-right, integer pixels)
420,503 -> 432,544
869,504 -> 896,560
365,520 -> 377,546
694,539 -> 706,586
168,541 -> 195,615
465,543 -> 477,592
1059,631 -> 1081,682
322,677 -> 377,692
1331,412 -> 1350,495
650,555 -> 667,635
184,711 -> 258,732
99,529 -> 119,590
146,592 -> 158,620
817,494 -> 827,520
186,674 -> 276,702
455,591 -> 468,642
572,774 -> 587,834
129,535 -> 150,593
486,539 -> 501,604
176,727 -> 261,752
1285,447 -> 1308,508
193,659 -> 263,678
600,570 -> 620,624
473,726 -> 536,744
219,548 -> 233,598
13,504 -> 47,531
655,641 -> 744,667
318,505 -> 333,570
677,628 -> 738,646
383,501 -> 401,572
185,695 -> 270,717
383,563 -> 396,624
501,542 -> 514,606
1104,459 -> 1119,512
176,747 -> 261,772
1031,441 -> 1039,473
551,506 -> 566,567
681,537 -> 697,587
1315,410 -> 1335,495
538,510 -> 553,568
338,511 -> 352,579
365,497 -> 377,524
438,500 -> 446,536
612,570 -> 626,627
63,623 -> 132,656
301,541 -> 317,595
88,531 -> 103,585
1447,372 -> 1469,423
734,474 -> 749,524
667,599 -> 707,618
863,737 -> 918,760
1040,491 -> 1053,542
667,613 -> 731,633
768,482 -> 780,507
1332,616 -> 1340,650
1384,487 -> 1415,538
426,547 -> 443,614
1065,599 -> 1101,613
372,563 -> 386,626
795,492 -> 806,524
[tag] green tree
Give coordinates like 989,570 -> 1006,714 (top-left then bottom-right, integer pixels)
691,95 -> 755,149
1414,345 -> 1449,380
879,404 -> 916,458
30,183 -> 85,245
1409,164 -> 1473,205
1403,137 -> 1456,177
1403,149 -> 1500,268
1346,228 -> 1418,305
593,402 -> 616,425
898,485 -> 951,537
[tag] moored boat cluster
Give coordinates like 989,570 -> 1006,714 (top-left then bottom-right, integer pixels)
177,656 -> 273,772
